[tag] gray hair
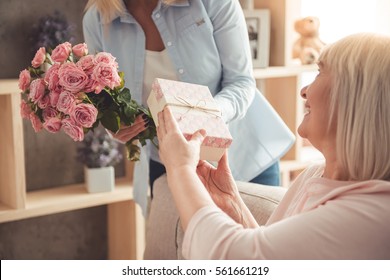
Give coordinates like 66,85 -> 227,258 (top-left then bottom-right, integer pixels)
320,33 -> 390,181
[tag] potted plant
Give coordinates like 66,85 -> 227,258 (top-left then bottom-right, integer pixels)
31,10 -> 75,52
77,129 -> 123,193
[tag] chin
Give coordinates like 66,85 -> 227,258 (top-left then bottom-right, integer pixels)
297,123 -> 307,139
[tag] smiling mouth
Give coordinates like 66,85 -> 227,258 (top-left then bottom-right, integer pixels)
304,107 -> 311,115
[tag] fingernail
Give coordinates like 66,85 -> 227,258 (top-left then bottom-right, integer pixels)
142,114 -> 148,121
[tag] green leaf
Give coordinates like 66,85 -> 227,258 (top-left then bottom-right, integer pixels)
117,88 -> 132,104
125,140 -> 141,161
100,110 -> 120,133
123,105 -> 138,122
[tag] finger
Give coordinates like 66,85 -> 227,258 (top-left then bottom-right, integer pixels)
115,121 -> 148,141
157,110 -> 166,134
134,114 -> 145,124
163,107 -> 180,133
197,160 -> 215,173
125,124 -> 147,138
218,151 -> 231,171
190,129 -> 206,144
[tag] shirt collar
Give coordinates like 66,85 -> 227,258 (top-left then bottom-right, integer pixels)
115,0 -> 190,24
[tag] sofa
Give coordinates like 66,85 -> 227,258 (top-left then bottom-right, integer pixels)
143,174 -> 287,260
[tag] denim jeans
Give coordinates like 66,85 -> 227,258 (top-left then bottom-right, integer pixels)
249,161 -> 280,186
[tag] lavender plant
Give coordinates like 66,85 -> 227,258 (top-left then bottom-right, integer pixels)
77,129 -> 123,168
31,10 -> 75,52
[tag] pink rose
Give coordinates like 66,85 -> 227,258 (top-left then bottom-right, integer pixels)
18,69 -> 31,91
43,117 -> 62,133
20,100 -> 32,119
76,55 -> 95,74
49,90 -> 61,107
72,103 -> 98,128
92,62 -> 121,93
44,63 -> 61,89
62,118 -> 84,141
29,112 -> 43,132
44,64 -> 62,106
51,42 -> 72,63
72,43 -> 88,57
42,106 -> 60,121
57,91 -> 77,114
58,63 -> 88,93
32,47 -> 46,68
29,78 -> 46,103
37,94 -> 50,109
76,55 -> 96,92
93,52 -> 118,67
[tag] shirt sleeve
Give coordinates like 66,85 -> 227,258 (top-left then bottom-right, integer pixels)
182,193 -> 390,259
204,0 -> 256,123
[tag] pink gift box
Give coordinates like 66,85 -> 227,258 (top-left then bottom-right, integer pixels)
147,78 -> 233,161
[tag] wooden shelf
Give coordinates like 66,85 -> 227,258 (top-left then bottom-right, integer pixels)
0,79 -> 144,259
0,79 -> 19,95
0,178 -> 133,223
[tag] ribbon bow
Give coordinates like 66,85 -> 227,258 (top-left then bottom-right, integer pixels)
165,95 -> 222,118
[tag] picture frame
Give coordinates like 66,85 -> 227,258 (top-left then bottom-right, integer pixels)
243,9 -> 270,68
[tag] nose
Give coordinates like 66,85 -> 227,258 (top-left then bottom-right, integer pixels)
300,85 -> 308,99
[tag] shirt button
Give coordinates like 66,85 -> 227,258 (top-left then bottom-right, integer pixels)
178,69 -> 184,74
167,41 -> 172,47
155,13 -> 160,19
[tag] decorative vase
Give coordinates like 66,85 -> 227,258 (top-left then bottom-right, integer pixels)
84,166 -> 115,193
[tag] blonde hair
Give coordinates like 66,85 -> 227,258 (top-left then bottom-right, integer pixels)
85,0 -> 182,23
319,33 -> 390,181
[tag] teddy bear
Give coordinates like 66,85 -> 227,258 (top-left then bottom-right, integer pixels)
292,16 -> 326,65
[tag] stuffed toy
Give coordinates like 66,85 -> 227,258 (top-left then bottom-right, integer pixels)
292,16 -> 326,65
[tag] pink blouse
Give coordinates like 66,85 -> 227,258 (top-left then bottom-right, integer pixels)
182,164 -> 390,259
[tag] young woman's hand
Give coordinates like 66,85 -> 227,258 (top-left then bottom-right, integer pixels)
107,114 -> 148,143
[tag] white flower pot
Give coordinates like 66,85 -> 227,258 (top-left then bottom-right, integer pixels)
84,166 -> 115,193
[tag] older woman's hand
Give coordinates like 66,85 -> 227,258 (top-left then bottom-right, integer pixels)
196,153 -> 245,223
157,107 -> 206,172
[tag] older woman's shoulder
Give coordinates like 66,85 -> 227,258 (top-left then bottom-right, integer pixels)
299,162 -> 325,179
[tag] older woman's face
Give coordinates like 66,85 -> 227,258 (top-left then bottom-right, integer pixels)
297,62 -> 335,151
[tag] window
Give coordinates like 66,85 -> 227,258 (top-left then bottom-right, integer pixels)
301,0 -> 390,44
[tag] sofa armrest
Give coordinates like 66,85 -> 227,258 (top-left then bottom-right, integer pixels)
143,175 -> 286,260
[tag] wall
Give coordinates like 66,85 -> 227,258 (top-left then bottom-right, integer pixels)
0,0 -> 125,259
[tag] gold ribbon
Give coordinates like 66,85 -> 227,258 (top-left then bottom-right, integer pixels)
164,95 -> 221,118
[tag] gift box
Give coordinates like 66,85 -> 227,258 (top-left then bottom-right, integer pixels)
147,78 -> 233,161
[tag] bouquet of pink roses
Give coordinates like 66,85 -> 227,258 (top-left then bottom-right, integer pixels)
18,42 -> 156,161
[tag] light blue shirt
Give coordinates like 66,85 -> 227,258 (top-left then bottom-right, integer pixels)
83,0 -> 295,215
